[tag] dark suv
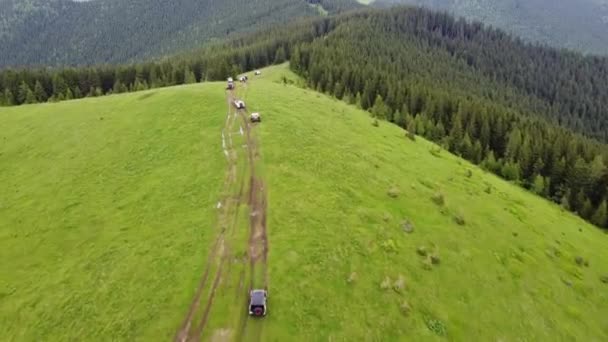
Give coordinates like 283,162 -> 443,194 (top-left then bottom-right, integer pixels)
248,289 -> 267,317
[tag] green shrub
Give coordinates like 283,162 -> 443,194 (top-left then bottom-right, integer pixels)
347,272 -> 357,284
387,186 -> 400,198
426,317 -> 447,336
430,254 -> 441,265
454,211 -> 466,225
465,169 -> 473,178
393,275 -> 406,292
406,130 -> 416,141
380,276 -> 391,290
402,219 -> 414,233
416,246 -> 428,256
400,300 -> 411,316
431,192 -> 445,206
429,147 -> 441,157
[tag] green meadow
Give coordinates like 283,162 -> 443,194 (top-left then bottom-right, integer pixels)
1,64 -> 607,341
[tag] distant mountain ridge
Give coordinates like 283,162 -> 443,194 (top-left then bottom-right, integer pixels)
374,0 -> 608,55
0,0 -> 358,68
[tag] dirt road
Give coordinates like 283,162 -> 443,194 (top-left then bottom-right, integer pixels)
175,81 -> 269,342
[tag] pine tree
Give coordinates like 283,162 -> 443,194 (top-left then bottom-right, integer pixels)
355,92 -> 362,109
415,114 -> 426,137
113,80 -> 125,93
65,88 -> 74,100
17,81 -> 33,104
34,81 -> 47,102
406,118 -> 416,138
371,95 -> 388,119
25,88 -> 36,104
184,68 -> 196,84
501,161 -> 521,181
274,46 -> 287,63
560,196 -> 570,210
482,150 -> 499,173
449,113 -> 463,151
580,198 -> 594,219
392,110 -> 403,127
149,67 -> 160,88
532,174 -> 545,195
591,200 -> 607,227
459,133 -> 473,159
52,75 -> 68,99
333,82 -> 344,99
472,140 -> 483,164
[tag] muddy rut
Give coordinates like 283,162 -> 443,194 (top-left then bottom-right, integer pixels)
175,83 -> 268,342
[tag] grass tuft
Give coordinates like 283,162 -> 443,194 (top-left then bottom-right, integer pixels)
431,191 -> 445,206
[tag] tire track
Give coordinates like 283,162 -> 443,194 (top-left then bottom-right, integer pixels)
175,90 -> 246,342
234,89 -> 269,342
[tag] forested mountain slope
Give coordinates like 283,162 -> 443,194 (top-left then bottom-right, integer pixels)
374,0 -> 608,55
0,0 -> 358,68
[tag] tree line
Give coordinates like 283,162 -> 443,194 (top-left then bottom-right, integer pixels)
0,17 -> 335,106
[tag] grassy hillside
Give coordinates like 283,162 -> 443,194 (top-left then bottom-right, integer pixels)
374,0 -> 608,55
2,64 -> 608,341
0,86 -> 228,340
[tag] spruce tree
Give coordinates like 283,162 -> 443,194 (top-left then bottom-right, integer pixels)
25,88 -> 36,104
371,94 -> 388,120
17,82 -> 33,104
52,75 -> 68,98
184,68 -> 196,84
581,198 -> 594,219
591,200 -> 607,227
532,174 -> 545,195
34,81 -> 47,102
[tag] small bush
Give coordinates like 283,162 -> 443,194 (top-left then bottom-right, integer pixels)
431,192 -> 445,206
402,220 -> 414,233
465,169 -> 473,178
430,254 -> 441,265
429,147 -> 441,157
600,275 -> 608,284
406,130 -> 416,141
575,256 -> 586,267
387,186 -> 400,198
417,246 -> 428,256
426,318 -> 447,336
484,185 -> 492,194
381,239 -> 397,253
380,276 -> 392,290
347,272 -> 358,284
382,213 -> 391,222
372,119 -> 379,127
399,300 -> 411,316
393,275 -> 406,292
454,211 -> 466,226
422,259 -> 433,271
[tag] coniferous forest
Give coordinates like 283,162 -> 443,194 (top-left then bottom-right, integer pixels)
1,6 -> 608,228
